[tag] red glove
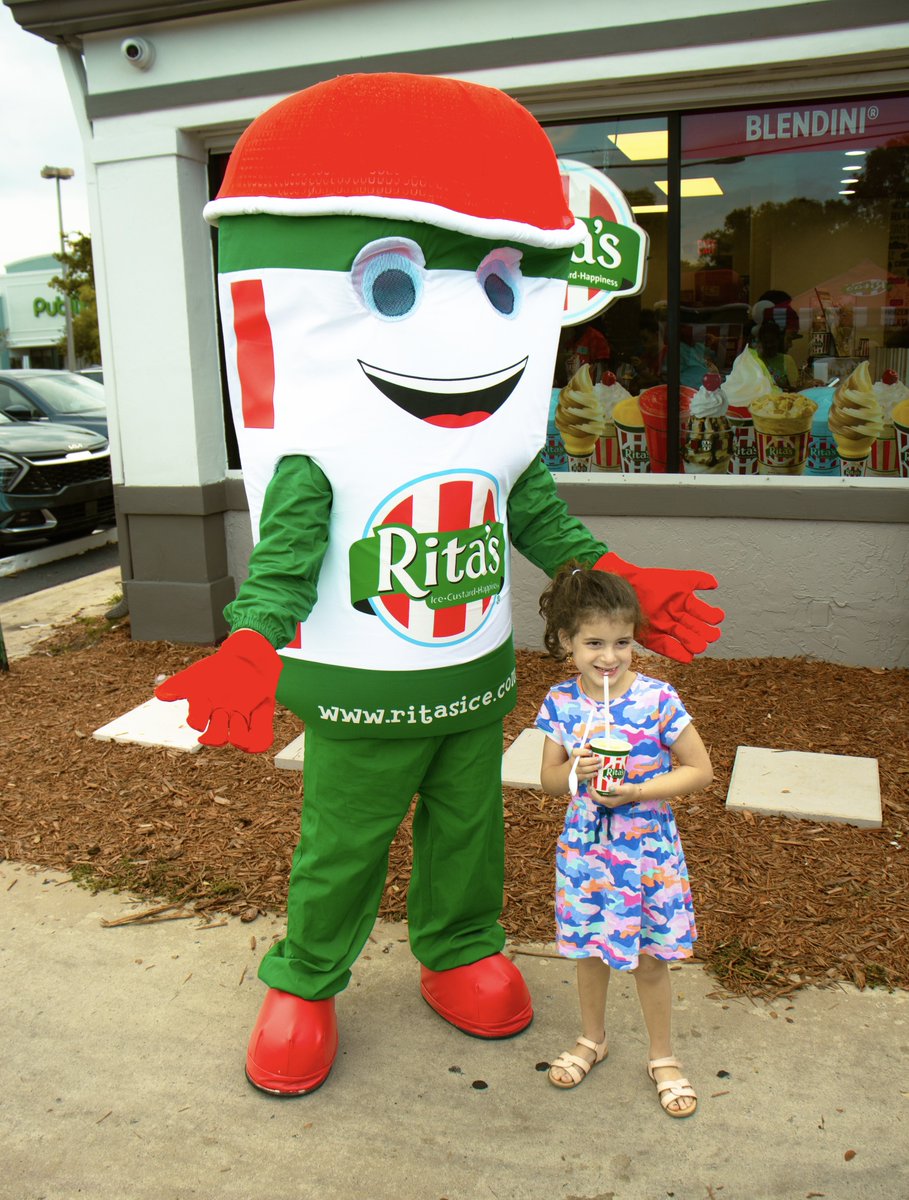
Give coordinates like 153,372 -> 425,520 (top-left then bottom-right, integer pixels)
596,551 -> 724,663
154,629 -> 283,752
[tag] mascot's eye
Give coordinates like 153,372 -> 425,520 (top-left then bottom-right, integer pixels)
352,239 -> 425,321
477,248 -> 523,318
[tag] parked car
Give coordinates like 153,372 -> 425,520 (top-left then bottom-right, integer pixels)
0,369 -> 107,437
0,412 -> 114,547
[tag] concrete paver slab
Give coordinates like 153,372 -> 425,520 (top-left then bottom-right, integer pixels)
2,861 -> 906,1200
92,697 -> 202,753
502,726 -> 545,788
274,731 -> 305,770
726,745 -> 882,828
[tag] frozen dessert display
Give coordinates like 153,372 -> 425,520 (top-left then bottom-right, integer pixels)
637,384 -> 696,473
722,348 -> 776,474
890,396 -> 909,479
802,386 -> 837,476
612,396 -> 650,472
542,389 -> 568,471
723,347 -> 776,411
829,361 -> 884,476
869,369 -> 909,476
682,373 -> 733,474
750,391 -> 818,475
555,363 -> 606,471
592,371 -> 630,471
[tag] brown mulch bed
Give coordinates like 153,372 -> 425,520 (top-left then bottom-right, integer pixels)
2,616 -> 908,999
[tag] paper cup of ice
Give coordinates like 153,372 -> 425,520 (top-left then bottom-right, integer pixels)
589,737 -> 632,794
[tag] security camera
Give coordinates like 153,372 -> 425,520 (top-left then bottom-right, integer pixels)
120,36 -> 154,69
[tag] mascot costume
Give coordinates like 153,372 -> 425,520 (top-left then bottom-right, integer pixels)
156,73 -> 724,1095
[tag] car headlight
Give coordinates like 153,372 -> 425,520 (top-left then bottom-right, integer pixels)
0,454 -> 25,493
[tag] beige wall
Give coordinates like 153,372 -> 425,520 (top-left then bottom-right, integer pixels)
509,514 -> 909,669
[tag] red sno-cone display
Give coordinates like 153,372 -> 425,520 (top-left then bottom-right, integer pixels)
420,954 -> 533,1038
245,990 -> 339,1096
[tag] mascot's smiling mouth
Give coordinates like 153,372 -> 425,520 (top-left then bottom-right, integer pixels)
358,358 -> 528,428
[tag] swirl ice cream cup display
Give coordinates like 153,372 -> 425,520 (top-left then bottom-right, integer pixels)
829,362 -> 884,473
556,363 -> 606,469
592,372 -> 630,471
869,371 -> 909,476
682,374 -> 733,474
722,349 -> 775,474
750,392 -> 818,475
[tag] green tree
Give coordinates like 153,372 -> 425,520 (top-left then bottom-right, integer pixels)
49,232 -> 101,365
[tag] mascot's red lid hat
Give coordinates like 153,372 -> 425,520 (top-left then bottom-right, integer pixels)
204,72 -> 584,250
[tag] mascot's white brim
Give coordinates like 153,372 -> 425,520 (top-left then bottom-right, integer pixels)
203,194 -> 585,250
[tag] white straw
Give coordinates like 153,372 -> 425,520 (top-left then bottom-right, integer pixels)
603,673 -> 610,742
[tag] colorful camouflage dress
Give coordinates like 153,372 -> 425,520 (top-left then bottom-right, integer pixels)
536,673 -> 697,970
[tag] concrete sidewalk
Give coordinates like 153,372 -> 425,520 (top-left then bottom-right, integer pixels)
0,562 -> 121,660
2,861 -> 906,1200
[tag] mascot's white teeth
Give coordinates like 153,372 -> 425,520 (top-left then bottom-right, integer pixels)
358,358 -> 528,428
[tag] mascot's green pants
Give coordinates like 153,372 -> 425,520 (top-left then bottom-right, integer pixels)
259,721 -> 506,1000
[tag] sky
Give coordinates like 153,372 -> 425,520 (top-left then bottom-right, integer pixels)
0,4 -> 92,271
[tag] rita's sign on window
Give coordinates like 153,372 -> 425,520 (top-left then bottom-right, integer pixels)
558,158 -> 649,326
682,96 -> 909,160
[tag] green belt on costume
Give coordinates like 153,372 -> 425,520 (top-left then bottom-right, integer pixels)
276,637 -> 518,740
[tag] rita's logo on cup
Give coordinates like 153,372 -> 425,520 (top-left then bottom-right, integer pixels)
349,470 -> 505,647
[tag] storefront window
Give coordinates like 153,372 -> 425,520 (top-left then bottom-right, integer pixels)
544,117 -> 668,474
680,95 -> 909,480
544,96 -> 909,482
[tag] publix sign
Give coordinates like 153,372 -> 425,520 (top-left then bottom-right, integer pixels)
558,158 -> 649,326
33,295 -> 80,318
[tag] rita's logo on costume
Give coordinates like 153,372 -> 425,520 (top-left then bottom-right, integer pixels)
348,470 -> 504,647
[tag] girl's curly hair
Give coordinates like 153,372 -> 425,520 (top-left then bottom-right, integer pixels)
539,562 -> 645,660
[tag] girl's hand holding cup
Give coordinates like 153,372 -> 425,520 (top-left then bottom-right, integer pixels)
570,746 -> 603,784
589,780 -> 641,808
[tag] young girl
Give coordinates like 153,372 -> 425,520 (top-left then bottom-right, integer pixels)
535,565 -> 713,1118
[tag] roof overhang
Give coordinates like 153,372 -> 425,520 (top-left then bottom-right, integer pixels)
2,0 -> 321,44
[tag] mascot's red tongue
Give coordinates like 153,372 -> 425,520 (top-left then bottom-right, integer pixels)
426,412 -> 489,428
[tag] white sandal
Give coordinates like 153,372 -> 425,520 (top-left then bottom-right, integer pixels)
647,1056 -> 698,1117
548,1035 -> 608,1089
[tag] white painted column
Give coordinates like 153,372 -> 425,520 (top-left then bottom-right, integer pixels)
90,128 -> 224,488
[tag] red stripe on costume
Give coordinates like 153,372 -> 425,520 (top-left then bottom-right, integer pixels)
481,486 -> 496,614
381,495 -> 413,628
231,279 -> 275,429
432,480 -> 474,638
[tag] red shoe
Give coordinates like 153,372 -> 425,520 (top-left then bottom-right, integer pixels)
420,953 -> 533,1038
245,989 -> 338,1095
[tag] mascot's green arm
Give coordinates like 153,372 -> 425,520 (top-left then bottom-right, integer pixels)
507,455 -> 607,576
223,454 -> 332,648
